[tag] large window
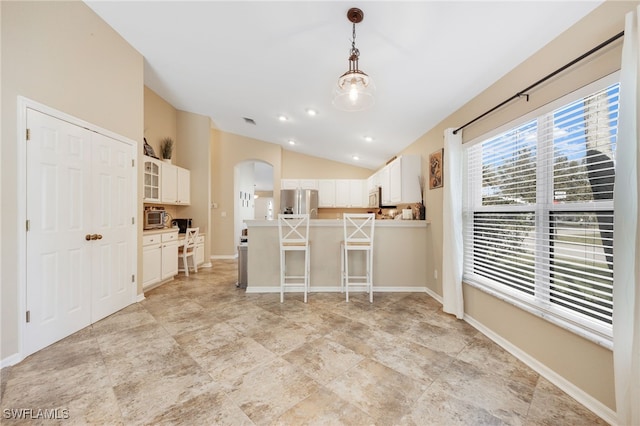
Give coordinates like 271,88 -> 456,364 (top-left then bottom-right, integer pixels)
463,79 -> 619,342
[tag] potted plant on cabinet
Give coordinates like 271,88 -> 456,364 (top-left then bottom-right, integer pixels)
160,137 -> 174,163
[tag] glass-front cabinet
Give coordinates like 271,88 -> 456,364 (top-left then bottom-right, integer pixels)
143,158 -> 161,202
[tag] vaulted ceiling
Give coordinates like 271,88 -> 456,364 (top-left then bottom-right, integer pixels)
86,1 -> 603,170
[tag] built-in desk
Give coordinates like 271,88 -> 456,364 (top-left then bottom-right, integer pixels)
244,219 -> 429,294
142,228 -> 206,290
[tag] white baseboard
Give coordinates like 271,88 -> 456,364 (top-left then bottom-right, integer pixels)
136,293 -> 145,303
200,262 -> 212,268
244,286 -> 427,294
210,255 -> 236,260
1,352 -> 22,369
464,314 -> 617,426
424,285 -> 443,304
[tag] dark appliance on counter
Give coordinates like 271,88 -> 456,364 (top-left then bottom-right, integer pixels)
172,218 -> 192,234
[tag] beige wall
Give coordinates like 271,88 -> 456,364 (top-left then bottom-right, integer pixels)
1,1 -> 143,361
211,130 -> 283,256
396,0 -> 638,414
282,150 -> 373,179
176,111 -> 212,264
144,86 -> 177,162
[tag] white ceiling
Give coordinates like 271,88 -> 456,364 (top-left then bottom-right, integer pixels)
86,1 -> 602,171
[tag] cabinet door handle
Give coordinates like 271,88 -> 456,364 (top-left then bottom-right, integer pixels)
85,234 -> 101,241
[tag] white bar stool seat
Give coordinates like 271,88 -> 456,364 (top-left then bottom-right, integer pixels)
341,213 -> 375,302
278,214 -> 310,303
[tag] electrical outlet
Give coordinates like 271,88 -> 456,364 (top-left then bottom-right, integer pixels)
434,269 -> 438,280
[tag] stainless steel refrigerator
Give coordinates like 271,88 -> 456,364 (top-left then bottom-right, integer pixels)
280,189 -> 319,219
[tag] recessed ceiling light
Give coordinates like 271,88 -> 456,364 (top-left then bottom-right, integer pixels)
278,115 -> 288,122
288,140 -> 296,145
352,155 -> 360,161
306,109 -> 317,117
364,136 -> 373,142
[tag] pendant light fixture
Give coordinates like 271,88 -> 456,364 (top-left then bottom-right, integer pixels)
333,7 -> 375,112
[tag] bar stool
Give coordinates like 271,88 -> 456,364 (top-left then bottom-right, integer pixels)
278,214 -> 310,303
341,213 -> 375,302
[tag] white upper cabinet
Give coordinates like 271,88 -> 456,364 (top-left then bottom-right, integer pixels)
367,173 -> 379,192
281,179 -> 318,190
161,163 -> 178,204
321,179 -> 366,208
143,158 -> 161,203
318,179 -> 336,207
378,165 -> 391,205
388,155 -> 422,204
281,179 -> 299,190
335,180 -> 350,207
177,166 -> 190,205
279,157 -> 419,209
335,179 -> 366,207
299,179 -> 318,190
159,163 -> 191,205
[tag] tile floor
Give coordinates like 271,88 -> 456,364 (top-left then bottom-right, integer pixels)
1,260 -> 607,425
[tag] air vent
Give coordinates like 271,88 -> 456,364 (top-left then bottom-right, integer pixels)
243,117 -> 256,125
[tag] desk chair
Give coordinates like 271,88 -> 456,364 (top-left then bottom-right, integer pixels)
278,214 -> 310,303
341,213 -> 375,302
179,227 -> 199,277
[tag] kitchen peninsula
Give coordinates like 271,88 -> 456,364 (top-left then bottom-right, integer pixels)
245,219 -> 429,294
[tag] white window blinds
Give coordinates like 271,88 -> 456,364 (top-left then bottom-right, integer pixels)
463,81 -> 619,342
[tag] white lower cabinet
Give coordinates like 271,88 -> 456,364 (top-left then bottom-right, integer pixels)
142,239 -> 162,289
196,235 -> 205,265
143,230 -> 179,290
161,232 -> 179,279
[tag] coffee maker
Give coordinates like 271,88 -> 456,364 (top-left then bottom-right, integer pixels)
172,218 -> 192,234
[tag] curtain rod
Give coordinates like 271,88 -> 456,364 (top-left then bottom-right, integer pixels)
453,30 -> 625,135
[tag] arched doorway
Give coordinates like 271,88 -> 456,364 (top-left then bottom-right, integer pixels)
233,160 -> 274,253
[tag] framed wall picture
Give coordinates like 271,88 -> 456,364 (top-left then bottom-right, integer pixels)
429,148 -> 443,189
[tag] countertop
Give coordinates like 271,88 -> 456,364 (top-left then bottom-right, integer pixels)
244,219 -> 429,228
142,227 -> 180,235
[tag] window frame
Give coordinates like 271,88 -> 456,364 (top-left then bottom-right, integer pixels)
463,73 -> 619,348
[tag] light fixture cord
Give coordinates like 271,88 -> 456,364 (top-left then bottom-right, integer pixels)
350,22 -> 360,62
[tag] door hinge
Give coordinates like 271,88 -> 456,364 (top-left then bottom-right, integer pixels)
26,220 -> 30,231
26,310 -> 31,323
131,217 -> 135,225
26,128 -> 31,141
132,159 -> 135,167
131,274 -> 135,283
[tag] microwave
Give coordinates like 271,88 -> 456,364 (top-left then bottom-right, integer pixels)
144,209 -> 166,230
368,187 -> 381,208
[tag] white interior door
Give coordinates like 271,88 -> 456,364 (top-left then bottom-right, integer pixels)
25,108 -> 136,356
25,109 -> 93,355
90,132 -> 134,322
